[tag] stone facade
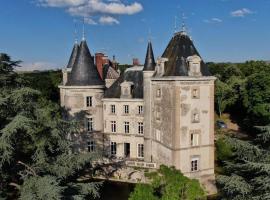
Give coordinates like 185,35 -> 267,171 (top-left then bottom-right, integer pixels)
59,30 -> 216,194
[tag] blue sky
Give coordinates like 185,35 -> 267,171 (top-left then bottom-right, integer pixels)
0,0 -> 270,70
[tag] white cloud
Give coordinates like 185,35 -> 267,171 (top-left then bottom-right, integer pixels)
37,0 -> 143,25
99,16 -> 119,25
204,18 -> 223,23
67,1 -> 143,16
18,61 -> 59,71
38,0 -> 87,7
84,17 -> 97,25
231,8 -> 254,17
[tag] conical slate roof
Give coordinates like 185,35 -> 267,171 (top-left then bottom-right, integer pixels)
143,41 -> 156,71
162,31 -> 211,76
67,43 -> 79,68
66,40 -> 104,86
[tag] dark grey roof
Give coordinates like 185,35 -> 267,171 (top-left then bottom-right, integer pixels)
161,31 -> 211,76
67,43 -> 79,68
104,67 -> 143,99
66,40 -> 104,86
143,41 -> 156,71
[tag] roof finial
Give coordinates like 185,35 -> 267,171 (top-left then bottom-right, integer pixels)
82,17 -> 86,41
74,20 -> 78,44
148,28 -> 152,42
181,13 -> 186,32
174,16 -> 177,33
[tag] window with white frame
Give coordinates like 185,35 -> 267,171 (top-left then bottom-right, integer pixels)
156,88 -> 161,98
138,105 -> 143,115
111,142 -> 117,155
111,121 -> 116,133
87,141 -> 95,152
138,144 -> 144,158
86,118 -> 93,132
86,96 -> 92,107
124,105 -> 129,114
124,122 -> 130,133
138,122 -> 144,134
111,105 -> 116,114
191,157 -> 199,172
156,129 -> 161,141
191,131 -> 200,146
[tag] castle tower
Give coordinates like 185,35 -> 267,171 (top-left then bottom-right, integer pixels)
62,41 -> 79,85
59,37 -> 105,153
143,41 -> 156,162
150,29 -> 216,192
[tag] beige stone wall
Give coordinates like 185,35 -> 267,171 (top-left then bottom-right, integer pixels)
59,85 -> 105,152
103,99 -> 144,159
150,77 -> 216,180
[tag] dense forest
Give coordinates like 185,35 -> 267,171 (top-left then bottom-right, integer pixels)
1,53 -> 270,199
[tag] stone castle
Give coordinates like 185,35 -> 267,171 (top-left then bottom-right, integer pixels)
59,28 -> 216,192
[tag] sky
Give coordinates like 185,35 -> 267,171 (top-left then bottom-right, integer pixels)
0,0 -> 270,71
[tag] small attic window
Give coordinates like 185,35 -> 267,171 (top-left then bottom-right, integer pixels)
187,55 -> 202,77
120,81 -> 134,99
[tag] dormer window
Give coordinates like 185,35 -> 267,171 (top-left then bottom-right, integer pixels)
187,55 -> 202,77
120,81 -> 134,99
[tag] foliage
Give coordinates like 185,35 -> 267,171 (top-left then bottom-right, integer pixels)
20,70 -> 62,103
0,54 -> 101,199
216,126 -> 270,200
129,165 -> 206,200
216,138 -> 233,162
129,184 -> 158,200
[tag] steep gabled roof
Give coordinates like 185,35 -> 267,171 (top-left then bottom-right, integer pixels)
66,40 -> 104,86
162,31 -> 211,76
104,66 -> 143,99
143,41 -> 156,71
67,43 -> 79,68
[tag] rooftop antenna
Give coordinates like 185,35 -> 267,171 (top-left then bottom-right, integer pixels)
82,17 -> 86,41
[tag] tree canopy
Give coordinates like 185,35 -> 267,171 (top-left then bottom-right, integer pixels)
0,53 -> 101,199
129,165 -> 206,200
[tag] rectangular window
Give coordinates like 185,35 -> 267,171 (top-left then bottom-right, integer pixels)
156,89 -> 161,98
124,122 -> 130,133
192,112 -> 200,123
111,121 -> 116,133
192,88 -> 200,99
87,141 -> 95,152
86,96 -> 92,107
191,133 -> 200,147
111,105 -> 116,114
87,118 -> 93,132
124,105 -> 129,114
156,107 -> 161,120
138,106 -> 143,115
191,158 -> 199,172
111,142 -> 117,155
138,144 -> 144,158
156,129 -> 161,141
138,122 -> 144,134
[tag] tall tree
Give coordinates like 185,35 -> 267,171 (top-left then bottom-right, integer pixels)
0,54 -> 101,199
217,126 -> 270,200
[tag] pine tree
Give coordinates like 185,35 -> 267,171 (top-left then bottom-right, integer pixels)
217,127 -> 270,200
0,54 -> 102,199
